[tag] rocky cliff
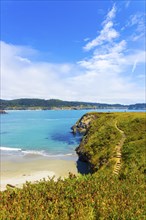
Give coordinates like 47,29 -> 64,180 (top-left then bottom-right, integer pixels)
0,110 -> 7,114
71,113 -> 97,166
71,113 -> 96,134
72,112 -> 146,174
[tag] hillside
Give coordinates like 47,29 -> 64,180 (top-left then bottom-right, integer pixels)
0,112 -> 145,219
0,98 -> 146,110
73,112 -> 146,175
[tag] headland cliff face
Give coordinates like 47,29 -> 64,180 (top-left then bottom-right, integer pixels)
71,113 -> 96,134
72,112 -> 146,173
71,113 -> 98,166
0,110 -> 7,114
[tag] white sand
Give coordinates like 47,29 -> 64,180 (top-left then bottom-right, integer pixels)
1,171 -> 56,190
0,157 -> 78,191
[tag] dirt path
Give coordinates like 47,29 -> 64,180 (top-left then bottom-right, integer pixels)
113,121 -> 126,175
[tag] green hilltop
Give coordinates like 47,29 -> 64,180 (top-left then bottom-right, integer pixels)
0,98 -> 146,110
0,112 -> 146,219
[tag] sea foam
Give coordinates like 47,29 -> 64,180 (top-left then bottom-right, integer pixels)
0,146 -> 74,158
0,146 -> 22,151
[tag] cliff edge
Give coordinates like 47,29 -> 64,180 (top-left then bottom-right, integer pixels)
72,112 -> 146,174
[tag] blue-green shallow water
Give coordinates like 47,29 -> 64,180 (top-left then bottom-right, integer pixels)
0,109 -> 145,159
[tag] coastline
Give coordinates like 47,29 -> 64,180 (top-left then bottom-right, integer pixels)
0,155 -> 79,191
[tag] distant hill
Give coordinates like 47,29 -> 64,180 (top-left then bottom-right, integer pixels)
0,98 -> 145,110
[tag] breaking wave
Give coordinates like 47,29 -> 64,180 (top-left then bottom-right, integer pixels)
0,146 -> 75,158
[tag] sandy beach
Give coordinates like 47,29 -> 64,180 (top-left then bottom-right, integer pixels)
0,155 -> 79,191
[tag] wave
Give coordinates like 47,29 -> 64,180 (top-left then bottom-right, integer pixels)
0,146 -> 22,151
23,151 -> 74,157
22,150 -> 48,157
0,146 -> 75,158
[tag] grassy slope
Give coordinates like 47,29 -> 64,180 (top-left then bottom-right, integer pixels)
77,112 -> 146,175
0,112 -> 145,220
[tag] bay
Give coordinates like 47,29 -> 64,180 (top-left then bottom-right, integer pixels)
0,109 -> 144,159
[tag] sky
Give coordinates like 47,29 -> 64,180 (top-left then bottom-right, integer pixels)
0,0 -> 146,104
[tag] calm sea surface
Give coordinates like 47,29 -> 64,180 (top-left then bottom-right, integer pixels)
0,109 -> 144,159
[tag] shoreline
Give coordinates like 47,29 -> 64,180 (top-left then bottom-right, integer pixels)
0,156 -> 79,191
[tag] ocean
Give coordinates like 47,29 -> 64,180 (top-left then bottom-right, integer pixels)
0,109 -> 144,160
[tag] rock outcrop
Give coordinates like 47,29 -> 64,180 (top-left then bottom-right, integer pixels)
71,113 -> 96,164
71,113 -> 96,134
0,110 -> 7,114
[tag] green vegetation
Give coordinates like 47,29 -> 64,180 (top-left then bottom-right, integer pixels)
0,172 -> 145,219
76,113 -> 122,171
1,98 -> 145,110
0,112 -> 146,219
117,114 -> 146,177
76,112 -> 146,174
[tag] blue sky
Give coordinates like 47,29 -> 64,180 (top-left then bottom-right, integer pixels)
1,0 -> 146,104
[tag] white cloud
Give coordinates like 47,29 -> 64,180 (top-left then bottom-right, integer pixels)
2,40 -> 145,104
131,60 -> 138,73
84,37 -> 90,42
1,41 -> 74,100
16,56 -> 31,64
103,4 -> 116,23
129,13 -> 144,28
84,5 -> 119,51
132,33 -> 144,41
125,1 -> 130,8
1,4 -> 145,104
126,12 -> 145,41
84,21 -> 119,51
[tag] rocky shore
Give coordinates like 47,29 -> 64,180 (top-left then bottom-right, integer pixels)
71,113 -> 97,166
71,113 -> 96,134
0,110 -> 7,114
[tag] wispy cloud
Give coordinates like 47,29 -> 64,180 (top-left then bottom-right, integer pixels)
84,37 -> 90,42
1,39 -> 145,104
83,5 -> 119,51
132,60 -> 138,73
103,4 -> 116,22
125,12 -> 145,41
1,4 -> 145,104
125,1 -> 130,8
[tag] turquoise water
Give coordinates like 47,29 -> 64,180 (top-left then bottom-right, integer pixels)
1,110 -> 89,158
0,109 -> 144,158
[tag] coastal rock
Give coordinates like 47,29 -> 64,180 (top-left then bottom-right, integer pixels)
75,146 -> 90,163
71,113 -> 96,134
71,113 -> 96,165
0,110 -> 7,114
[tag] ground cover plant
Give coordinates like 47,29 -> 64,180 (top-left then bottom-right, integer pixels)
0,112 -> 145,219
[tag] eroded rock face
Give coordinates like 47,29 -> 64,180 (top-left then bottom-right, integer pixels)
0,110 -> 7,114
71,113 -> 96,134
71,113 -> 96,165
75,146 -> 89,163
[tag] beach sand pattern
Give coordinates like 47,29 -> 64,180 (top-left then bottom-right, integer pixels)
0,157 -> 78,191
